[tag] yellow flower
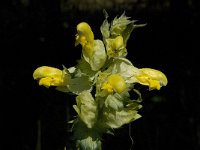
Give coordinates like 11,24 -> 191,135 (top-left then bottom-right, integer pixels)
75,22 -> 94,57
106,35 -> 126,58
135,68 -> 168,90
33,66 -> 64,88
101,74 -> 126,94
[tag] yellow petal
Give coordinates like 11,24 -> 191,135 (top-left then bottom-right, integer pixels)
76,22 -> 95,57
33,66 -> 64,87
102,74 -> 126,94
76,22 -> 94,46
101,83 -> 114,93
106,35 -> 125,58
135,68 -> 168,90
114,36 -> 124,50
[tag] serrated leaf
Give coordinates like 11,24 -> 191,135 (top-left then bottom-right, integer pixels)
102,108 -> 141,129
100,10 -> 110,39
110,12 -> 134,37
104,95 -> 124,110
73,91 -> 98,128
68,76 -> 93,95
83,40 -> 107,71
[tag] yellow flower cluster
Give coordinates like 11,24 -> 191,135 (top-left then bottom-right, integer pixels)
32,11 -> 168,150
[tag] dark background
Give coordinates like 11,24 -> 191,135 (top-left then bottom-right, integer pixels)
1,0 -> 200,150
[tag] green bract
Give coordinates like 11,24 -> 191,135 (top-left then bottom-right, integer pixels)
83,39 -> 107,71
100,10 -> 146,58
73,91 -> 98,128
32,10 -> 168,150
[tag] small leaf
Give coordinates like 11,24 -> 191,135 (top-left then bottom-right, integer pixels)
100,10 -> 110,39
73,91 -> 98,128
105,95 -> 124,110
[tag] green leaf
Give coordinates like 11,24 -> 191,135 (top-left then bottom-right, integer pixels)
73,91 -> 98,128
104,57 -> 140,83
75,59 -> 98,80
83,40 -> 107,71
99,92 -> 142,129
110,11 -> 134,37
100,10 -> 110,39
72,120 -> 102,150
55,65 -> 72,92
102,108 -> 141,129
68,76 -> 93,95
104,94 -> 124,111
76,136 -> 102,150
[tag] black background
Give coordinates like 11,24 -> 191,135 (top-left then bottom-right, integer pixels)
1,0 -> 200,150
